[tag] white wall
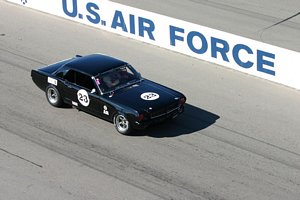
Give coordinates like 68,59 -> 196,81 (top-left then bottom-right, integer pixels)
8,0 -> 300,89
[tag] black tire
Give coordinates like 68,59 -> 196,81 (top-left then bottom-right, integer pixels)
45,85 -> 63,107
114,114 -> 132,135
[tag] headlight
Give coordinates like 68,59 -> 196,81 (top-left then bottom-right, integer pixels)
179,97 -> 186,105
137,114 -> 144,121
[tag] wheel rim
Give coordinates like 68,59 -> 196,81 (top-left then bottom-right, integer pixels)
115,115 -> 129,132
47,88 -> 58,104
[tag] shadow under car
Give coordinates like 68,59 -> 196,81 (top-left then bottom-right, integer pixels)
134,103 -> 220,137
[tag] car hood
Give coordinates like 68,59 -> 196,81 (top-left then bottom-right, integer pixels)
108,80 -> 182,113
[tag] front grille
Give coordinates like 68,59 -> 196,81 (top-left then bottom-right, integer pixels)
150,102 -> 179,119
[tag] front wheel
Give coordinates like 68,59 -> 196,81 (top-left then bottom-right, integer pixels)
114,114 -> 132,135
46,85 -> 63,107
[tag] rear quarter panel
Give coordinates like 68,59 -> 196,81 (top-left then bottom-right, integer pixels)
31,57 -> 75,91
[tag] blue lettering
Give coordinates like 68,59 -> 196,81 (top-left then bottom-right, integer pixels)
233,44 -> 254,68
62,0 -> 77,18
129,14 -> 135,34
187,31 -> 208,54
111,10 -> 128,32
86,3 -> 100,24
211,37 -> 229,62
169,25 -> 184,46
257,50 -> 275,76
138,17 -> 155,40
167,26 -> 275,76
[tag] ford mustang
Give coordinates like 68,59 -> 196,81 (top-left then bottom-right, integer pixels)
31,54 -> 186,135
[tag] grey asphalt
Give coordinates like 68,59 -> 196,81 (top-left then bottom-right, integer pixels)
1,1 -> 300,200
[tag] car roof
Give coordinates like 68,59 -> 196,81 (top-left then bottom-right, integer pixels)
65,54 -> 127,76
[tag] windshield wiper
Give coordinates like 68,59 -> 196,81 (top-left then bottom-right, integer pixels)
113,79 -> 141,92
126,78 -> 144,87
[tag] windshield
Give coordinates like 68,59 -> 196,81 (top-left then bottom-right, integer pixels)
95,64 -> 141,94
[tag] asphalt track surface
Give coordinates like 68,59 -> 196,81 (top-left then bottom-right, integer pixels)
1,1 -> 300,200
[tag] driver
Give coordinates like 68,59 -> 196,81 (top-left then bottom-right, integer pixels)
102,71 -> 120,88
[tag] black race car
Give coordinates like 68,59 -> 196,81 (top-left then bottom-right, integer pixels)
31,54 -> 186,135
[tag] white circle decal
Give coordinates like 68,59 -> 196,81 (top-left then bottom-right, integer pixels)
141,92 -> 159,101
77,89 -> 90,107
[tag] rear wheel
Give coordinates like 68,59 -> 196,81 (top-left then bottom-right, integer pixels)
114,114 -> 132,135
46,85 -> 63,107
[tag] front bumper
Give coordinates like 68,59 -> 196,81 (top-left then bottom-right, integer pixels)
132,105 -> 184,130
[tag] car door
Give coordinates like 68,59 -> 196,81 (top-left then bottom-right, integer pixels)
77,74 -> 116,121
61,70 -> 114,121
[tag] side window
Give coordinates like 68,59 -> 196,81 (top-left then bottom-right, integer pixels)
60,69 -> 95,91
56,68 -> 68,79
64,70 -> 76,83
75,72 -> 95,91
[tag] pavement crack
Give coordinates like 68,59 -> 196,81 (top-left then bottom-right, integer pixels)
0,147 -> 43,168
259,11 -> 300,41
264,11 -> 300,30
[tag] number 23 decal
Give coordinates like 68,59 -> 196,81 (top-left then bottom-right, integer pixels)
78,93 -> 88,102
77,89 -> 90,106
141,92 -> 160,101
